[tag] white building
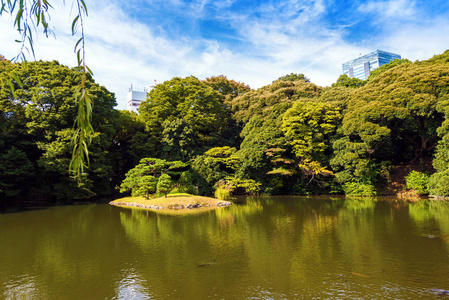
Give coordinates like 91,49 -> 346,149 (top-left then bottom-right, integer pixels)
127,83 -> 156,113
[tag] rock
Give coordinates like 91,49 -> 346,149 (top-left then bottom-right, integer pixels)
430,288 -> 449,296
216,201 -> 232,207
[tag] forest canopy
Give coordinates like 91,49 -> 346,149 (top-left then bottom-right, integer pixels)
2,50 -> 449,204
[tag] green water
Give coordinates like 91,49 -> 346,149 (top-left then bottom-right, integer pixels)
1,196 -> 449,299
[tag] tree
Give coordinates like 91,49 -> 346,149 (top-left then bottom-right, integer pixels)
120,158 -> 187,197
109,110 -> 146,185
177,171 -> 196,194
331,51 -> 449,188
274,73 -> 310,83
367,58 -> 411,81
282,101 -> 341,163
157,174 -> 173,198
202,75 -> 251,147
332,74 -> 366,88
0,146 -> 34,197
1,0 -> 92,183
281,101 -> 340,187
139,76 -> 227,147
202,75 -> 250,102
120,169 -> 157,199
0,60 -> 118,201
191,146 -> 240,195
230,78 -> 322,193
161,118 -> 197,161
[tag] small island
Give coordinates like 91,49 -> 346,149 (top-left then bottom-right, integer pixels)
110,193 -> 232,213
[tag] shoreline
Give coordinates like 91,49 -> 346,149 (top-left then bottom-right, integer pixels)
109,194 -> 232,212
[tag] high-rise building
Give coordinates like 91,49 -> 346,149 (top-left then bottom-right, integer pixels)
127,83 -> 156,113
342,50 -> 401,80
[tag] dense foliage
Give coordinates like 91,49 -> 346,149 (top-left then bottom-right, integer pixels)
0,60 -> 118,202
3,50 -> 449,204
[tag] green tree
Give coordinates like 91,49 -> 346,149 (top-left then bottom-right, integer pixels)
282,101 -> 341,163
161,118 -> 197,161
1,0 -> 92,182
177,171 -> 196,194
331,52 -> 449,188
230,78 -> 322,194
157,174 -> 173,198
109,110 -> 146,185
202,75 -> 251,147
0,146 -> 34,197
332,74 -> 366,88
275,73 -> 310,83
0,60 -> 118,201
120,158 -> 187,197
191,146 -> 240,195
202,75 -> 250,102
139,76 -> 227,147
120,169 -> 157,199
367,58 -> 411,81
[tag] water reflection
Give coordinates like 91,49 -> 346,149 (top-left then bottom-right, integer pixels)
0,198 -> 449,298
3,275 -> 39,300
114,269 -> 151,300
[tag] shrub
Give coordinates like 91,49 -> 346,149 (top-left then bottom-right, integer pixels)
214,187 -> 232,200
343,182 -> 376,196
214,180 -> 233,200
428,170 -> 449,197
405,171 -> 429,195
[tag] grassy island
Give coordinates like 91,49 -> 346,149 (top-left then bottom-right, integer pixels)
109,193 -> 232,214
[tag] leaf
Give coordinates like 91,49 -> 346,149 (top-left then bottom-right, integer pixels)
79,0 -> 88,15
11,72 -> 23,87
71,15 -> 79,34
74,37 -> 83,52
86,65 -> 93,75
7,79 -> 18,98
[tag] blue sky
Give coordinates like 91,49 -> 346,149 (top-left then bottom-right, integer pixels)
1,0 -> 449,109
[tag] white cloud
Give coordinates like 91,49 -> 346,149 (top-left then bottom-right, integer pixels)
1,0 -> 448,111
358,0 -> 417,19
382,17 -> 449,61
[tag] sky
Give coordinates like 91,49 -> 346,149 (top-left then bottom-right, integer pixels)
1,0 -> 449,110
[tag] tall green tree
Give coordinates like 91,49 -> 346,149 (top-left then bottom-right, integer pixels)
161,118 -> 197,161
1,0 -> 92,183
282,101 -> 341,187
191,146 -> 240,195
230,77 -> 322,193
202,75 -> 251,147
0,60 -> 118,201
139,76 -> 227,147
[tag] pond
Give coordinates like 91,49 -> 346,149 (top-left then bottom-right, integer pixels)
1,196 -> 449,299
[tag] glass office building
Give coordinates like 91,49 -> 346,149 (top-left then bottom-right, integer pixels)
342,50 -> 401,80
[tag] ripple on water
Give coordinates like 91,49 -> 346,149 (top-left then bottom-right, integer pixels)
113,269 -> 153,300
3,274 -> 41,300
